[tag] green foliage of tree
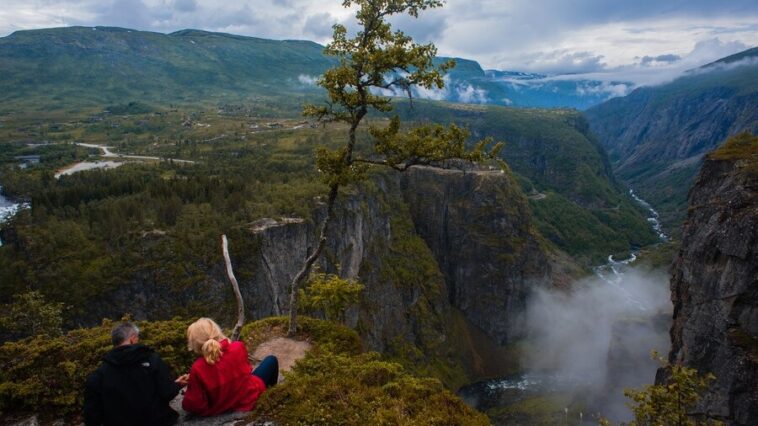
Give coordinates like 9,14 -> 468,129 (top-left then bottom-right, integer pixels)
0,153 -> 322,325
0,318 -> 192,420
299,271 -> 364,323
0,291 -> 64,339
288,0 -> 502,335
623,352 -> 719,426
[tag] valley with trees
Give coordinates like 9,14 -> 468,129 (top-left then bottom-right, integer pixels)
0,0 -> 756,425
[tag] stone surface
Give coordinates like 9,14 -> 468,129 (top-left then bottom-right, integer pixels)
250,337 -> 311,376
665,153 -> 758,424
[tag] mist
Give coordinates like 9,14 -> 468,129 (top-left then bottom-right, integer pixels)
523,265 -> 672,421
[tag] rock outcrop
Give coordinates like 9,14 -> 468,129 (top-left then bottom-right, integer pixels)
665,133 -> 758,424
401,166 -> 550,344
245,166 -> 553,383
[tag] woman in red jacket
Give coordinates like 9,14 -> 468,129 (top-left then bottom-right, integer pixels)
178,318 -> 278,416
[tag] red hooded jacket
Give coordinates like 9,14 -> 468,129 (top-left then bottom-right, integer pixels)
181,339 -> 266,416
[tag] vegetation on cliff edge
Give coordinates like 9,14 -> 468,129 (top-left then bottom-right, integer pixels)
0,316 -> 489,424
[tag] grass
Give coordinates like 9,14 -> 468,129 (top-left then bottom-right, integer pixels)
710,132 -> 758,164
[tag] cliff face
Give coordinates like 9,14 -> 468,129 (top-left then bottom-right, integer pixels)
666,134 -> 758,424
245,173 -> 454,359
401,166 -> 550,344
245,167 -> 553,383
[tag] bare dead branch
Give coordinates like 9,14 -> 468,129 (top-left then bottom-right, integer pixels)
222,234 -> 245,341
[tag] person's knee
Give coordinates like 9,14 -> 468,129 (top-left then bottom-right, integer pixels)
264,355 -> 278,368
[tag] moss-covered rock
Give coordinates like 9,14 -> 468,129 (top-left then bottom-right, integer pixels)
253,350 -> 489,425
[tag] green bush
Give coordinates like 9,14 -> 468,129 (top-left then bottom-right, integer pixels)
243,316 -> 488,425
299,272 -> 364,323
616,352 -> 719,426
255,351 -> 489,425
0,318 -> 192,420
0,291 -> 64,340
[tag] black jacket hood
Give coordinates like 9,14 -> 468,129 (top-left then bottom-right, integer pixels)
103,343 -> 154,366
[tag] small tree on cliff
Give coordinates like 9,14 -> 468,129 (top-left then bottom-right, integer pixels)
620,352 -> 717,426
287,0 -> 503,335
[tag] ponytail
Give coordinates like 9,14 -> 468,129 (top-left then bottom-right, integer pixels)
186,318 -> 228,365
202,338 -> 223,365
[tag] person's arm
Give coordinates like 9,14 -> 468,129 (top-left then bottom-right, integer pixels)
181,366 -> 209,415
83,368 -> 104,426
151,353 -> 182,402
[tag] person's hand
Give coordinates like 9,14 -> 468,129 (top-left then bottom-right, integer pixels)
175,374 -> 190,386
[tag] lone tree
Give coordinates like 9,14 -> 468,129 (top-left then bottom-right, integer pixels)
623,352 -> 717,426
287,0 -> 502,335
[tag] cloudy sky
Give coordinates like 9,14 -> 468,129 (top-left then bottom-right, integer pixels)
1,0 -> 756,85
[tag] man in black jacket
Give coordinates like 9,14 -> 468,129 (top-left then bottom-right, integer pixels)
84,322 -> 182,426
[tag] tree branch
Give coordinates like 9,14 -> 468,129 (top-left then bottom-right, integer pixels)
221,234 -> 244,341
287,183 -> 340,336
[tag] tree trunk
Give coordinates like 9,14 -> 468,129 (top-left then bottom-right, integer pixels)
287,184 -> 339,336
221,235 -> 245,341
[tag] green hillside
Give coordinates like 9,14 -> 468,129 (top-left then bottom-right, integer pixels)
394,101 -> 658,262
0,26 -> 333,113
585,47 -> 758,235
1,26 -> 634,112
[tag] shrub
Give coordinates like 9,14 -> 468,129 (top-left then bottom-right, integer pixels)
0,318 -> 192,420
0,291 -> 64,340
299,272 -> 364,323
623,352 -> 719,426
243,316 -> 488,425
255,351 -> 490,425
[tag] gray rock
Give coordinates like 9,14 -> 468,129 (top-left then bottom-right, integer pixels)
171,394 -> 274,425
665,153 -> 758,424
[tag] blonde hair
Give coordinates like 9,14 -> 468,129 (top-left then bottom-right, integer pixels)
187,318 -> 228,365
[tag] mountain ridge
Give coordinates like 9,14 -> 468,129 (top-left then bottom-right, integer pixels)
584,47 -> 758,235
0,25 -> 628,111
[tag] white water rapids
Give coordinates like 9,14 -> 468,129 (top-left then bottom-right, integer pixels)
0,187 -> 29,246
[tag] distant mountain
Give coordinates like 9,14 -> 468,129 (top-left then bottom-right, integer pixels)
441,59 -> 632,110
0,26 -> 334,113
0,26 -> 626,112
585,47 -> 758,235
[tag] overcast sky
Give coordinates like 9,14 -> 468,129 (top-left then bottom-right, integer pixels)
1,0 -> 756,85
